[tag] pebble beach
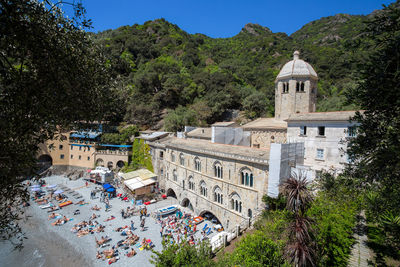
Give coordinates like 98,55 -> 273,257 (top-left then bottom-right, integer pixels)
0,175 -> 218,267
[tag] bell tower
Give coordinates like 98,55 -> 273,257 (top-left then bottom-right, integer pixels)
274,51 -> 318,120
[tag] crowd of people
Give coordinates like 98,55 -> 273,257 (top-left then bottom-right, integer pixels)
29,177 -> 217,265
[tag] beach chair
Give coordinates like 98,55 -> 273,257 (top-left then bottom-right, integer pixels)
202,223 -> 208,231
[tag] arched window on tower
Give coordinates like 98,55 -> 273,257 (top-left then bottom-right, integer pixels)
301,82 -> 305,92
296,81 -> 300,92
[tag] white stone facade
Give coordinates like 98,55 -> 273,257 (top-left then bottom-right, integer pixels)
286,113 -> 358,179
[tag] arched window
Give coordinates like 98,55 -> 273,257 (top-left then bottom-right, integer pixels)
300,82 -> 305,92
213,186 -> 223,204
296,81 -> 300,92
230,193 -> 242,213
240,168 -> 254,187
200,181 -> 207,197
179,153 -> 185,166
171,152 -> 176,162
188,176 -> 195,191
214,161 -> 223,179
173,169 -> 177,181
282,82 -> 289,93
194,157 -> 201,172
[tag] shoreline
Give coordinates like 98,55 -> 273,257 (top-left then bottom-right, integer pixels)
0,203 -> 91,267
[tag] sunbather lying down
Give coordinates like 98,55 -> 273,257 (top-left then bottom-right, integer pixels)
95,236 -> 111,247
91,205 -> 101,211
48,212 -> 60,220
126,248 -> 136,257
51,216 -> 70,226
104,215 -> 115,222
108,256 -> 119,264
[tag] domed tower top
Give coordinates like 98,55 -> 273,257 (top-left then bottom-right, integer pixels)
274,51 -> 318,120
276,51 -> 318,81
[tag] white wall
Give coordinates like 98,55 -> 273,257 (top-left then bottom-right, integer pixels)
287,121 -> 357,178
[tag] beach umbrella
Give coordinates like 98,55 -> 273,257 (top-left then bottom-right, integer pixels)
103,183 -> 112,190
31,187 -> 41,191
47,184 -> 57,188
106,187 -> 115,192
54,189 -> 64,194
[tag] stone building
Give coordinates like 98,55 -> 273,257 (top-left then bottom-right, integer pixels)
147,50 -> 360,226
147,136 -> 270,230
38,130 -> 129,171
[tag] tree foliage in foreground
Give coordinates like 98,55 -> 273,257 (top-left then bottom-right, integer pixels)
150,239 -> 213,267
346,0 -> 400,255
0,0 -> 113,246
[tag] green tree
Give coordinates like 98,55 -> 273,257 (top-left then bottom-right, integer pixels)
226,230 -> 288,267
164,106 -> 197,132
151,239 -> 213,267
346,0 -> 400,249
122,139 -> 153,173
0,0 -> 112,245
242,91 -> 268,119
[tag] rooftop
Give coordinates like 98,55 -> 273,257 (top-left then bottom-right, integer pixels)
212,121 -> 237,127
162,137 -> 269,164
241,118 -> 287,130
276,51 -> 318,81
285,111 -> 361,122
186,127 -> 212,139
139,131 -> 169,141
119,168 -> 157,181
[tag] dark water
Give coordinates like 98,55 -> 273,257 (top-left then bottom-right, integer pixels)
0,207 -> 91,267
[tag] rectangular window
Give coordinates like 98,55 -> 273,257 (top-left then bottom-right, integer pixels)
60,154 -> 64,159
87,156 -> 90,161
59,144 -> 63,150
70,155 -> 74,159
300,126 -> 307,136
78,155 -> 81,160
318,126 -> 325,136
315,170 -> 322,179
316,148 -> 324,160
88,147 -> 90,151
71,145 -> 73,150
79,146 -> 82,151
160,151 -> 164,159
348,126 -> 357,137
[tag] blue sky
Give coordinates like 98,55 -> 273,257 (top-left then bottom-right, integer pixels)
78,0 -> 394,37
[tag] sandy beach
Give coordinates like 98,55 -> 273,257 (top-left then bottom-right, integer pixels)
0,175 -> 218,267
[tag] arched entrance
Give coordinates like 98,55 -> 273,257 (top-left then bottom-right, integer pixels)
107,161 -> 113,170
166,188 -> 177,199
96,158 -> 104,167
181,198 -> 194,211
116,160 -> 125,168
199,210 -> 221,225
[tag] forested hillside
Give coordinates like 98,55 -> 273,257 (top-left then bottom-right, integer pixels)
93,12 -> 375,130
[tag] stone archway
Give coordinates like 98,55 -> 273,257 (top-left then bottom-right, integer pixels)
181,198 -> 194,211
96,158 -> 104,167
199,210 -> 222,225
116,160 -> 125,168
166,188 -> 177,199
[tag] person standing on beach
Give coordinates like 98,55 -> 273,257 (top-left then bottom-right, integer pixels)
131,220 -> 134,231
140,218 -> 145,231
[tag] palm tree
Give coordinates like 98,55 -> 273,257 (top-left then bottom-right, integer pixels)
282,173 -> 315,267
